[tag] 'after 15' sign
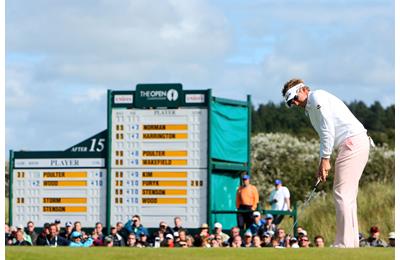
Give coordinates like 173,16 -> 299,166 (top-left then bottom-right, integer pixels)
135,83 -> 183,108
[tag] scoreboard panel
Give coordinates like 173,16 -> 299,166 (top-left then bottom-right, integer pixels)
12,158 -> 106,227
110,108 -> 208,227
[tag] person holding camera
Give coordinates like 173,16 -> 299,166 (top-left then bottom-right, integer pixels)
174,229 -> 189,247
268,179 -> 291,225
124,215 -> 149,239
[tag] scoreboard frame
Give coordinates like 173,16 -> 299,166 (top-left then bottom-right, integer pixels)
9,83 -> 252,232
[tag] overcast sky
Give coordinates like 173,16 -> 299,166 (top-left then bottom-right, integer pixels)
5,0 -> 394,155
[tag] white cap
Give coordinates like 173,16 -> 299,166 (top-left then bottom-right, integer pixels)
267,230 -> 275,236
214,222 -> 222,229
166,234 -> 173,239
389,232 -> 395,239
253,211 -> 261,217
299,230 -> 307,236
284,83 -> 304,107
244,231 -> 253,237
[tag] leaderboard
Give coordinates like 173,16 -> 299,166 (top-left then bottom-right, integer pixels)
12,158 -> 106,227
110,108 -> 208,228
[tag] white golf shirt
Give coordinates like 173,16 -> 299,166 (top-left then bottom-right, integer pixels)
305,90 -> 366,158
269,186 -> 290,211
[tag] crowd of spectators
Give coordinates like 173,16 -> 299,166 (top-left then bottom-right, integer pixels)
5,214 -> 395,248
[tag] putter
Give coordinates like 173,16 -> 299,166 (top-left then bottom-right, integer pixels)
290,178 -> 322,235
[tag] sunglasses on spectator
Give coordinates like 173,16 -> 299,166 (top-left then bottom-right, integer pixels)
301,239 -> 309,242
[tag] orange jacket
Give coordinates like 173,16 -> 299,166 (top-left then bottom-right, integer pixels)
236,184 -> 259,210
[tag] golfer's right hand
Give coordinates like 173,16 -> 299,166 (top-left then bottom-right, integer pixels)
316,158 -> 331,182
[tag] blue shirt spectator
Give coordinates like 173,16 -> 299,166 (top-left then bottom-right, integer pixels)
246,211 -> 265,236
124,215 -> 149,239
69,231 -> 93,247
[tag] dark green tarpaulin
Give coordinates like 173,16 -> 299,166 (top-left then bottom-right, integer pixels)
210,171 -> 240,228
211,102 -> 248,163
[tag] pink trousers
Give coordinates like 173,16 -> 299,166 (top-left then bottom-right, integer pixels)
333,133 -> 370,248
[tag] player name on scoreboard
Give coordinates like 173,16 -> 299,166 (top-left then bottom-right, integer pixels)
43,206 -> 87,212
142,160 -> 187,166
43,181 -> 87,186
43,171 -> 87,178
142,133 -> 188,139
142,198 -> 187,204
143,124 -> 188,130
142,189 -> 187,195
142,151 -> 187,157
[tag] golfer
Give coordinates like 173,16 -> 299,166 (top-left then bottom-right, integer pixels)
282,78 -> 370,248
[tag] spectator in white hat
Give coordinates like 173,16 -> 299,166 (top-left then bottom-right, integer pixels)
247,211 -> 265,236
244,231 -> 253,247
161,233 -> 174,247
60,221 -> 73,241
290,237 -> 300,248
298,230 -> 308,241
388,232 -> 395,247
213,222 -> 230,243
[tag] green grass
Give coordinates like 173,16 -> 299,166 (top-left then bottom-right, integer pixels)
5,247 -> 395,260
278,182 -> 395,245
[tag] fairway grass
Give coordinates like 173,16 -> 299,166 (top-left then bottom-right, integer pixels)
6,247 -> 394,260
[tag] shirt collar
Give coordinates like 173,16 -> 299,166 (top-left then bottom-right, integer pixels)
305,91 -> 312,116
